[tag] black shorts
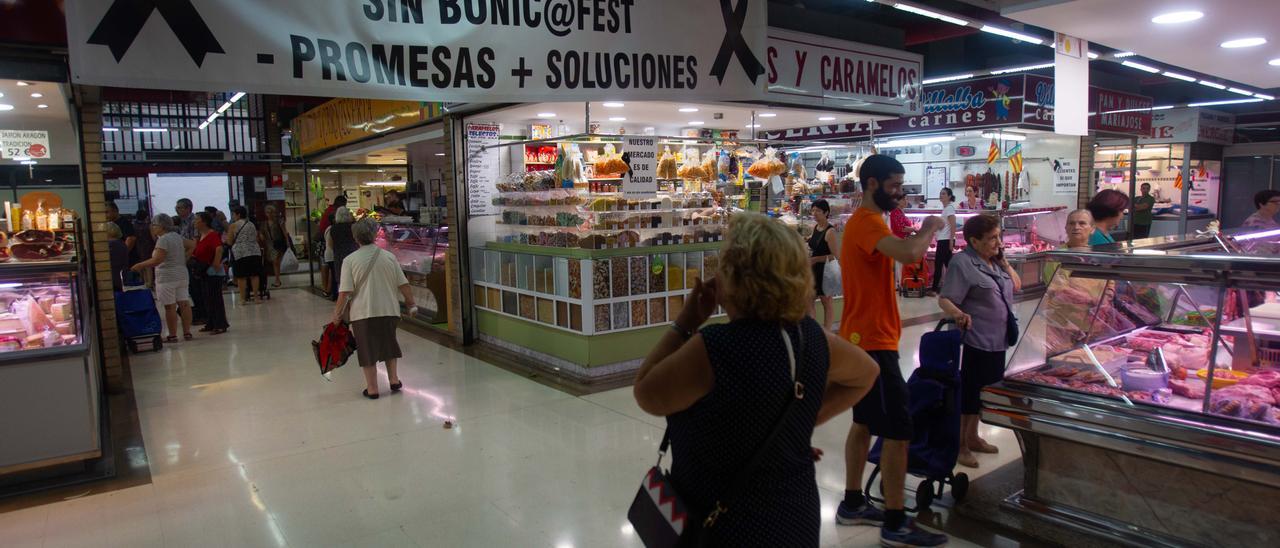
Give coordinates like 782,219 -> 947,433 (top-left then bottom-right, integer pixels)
233,256 -> 262,278
961,344 -> 1006,415
812,264 -> 827,296
853,350 -> 912,441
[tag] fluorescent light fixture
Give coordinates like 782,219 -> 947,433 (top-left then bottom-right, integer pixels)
687,121 -> 705,126
15,81 -> 28,86
758,113 -> 777,118
365,181 -> 406,187
1087,51 -> 1099,59
1221,37 -> 1266,48
0,283 -> 21,289
745,123 -> 761,128
1228,87 -> 1255,96
229,92 -> 246,102
1162,71 -> 1196,82
678,107 -> 699,113
990,62 -> 1054,75
329,169 -> 339,173
536,112 -> 556,118
922,73 -> 974,84
1096,147 -> 1168,155
1271,58 -> 1280,66
310,169 -> 320,172
103,127 -> 119,131
880,135 -> 956,147
435,152 -> 446,156
198,121 -> 210,130
20,160 -> 36,165
1121,60 -> 1161,73
1256,93 -> 1276,100
217,102 -> 232,113
36,104 -> 47,109
1152,11 -> 1203,24
1114,51 -> 1136,58
981,132 -> 1026,141
893,3 -> 969,26
29,92 -> 42,98
602,102 -> 625,108
979,25 -> 1044,45
609,117 -> 626,121
1198,80 -> 1227,89
1151,105 -> 1176,110
818,116 -> 837,121
132,128 -> 167,133
0,104 -> 12,111
1236,227 -> 1280,241
1188,98 -> 1264,107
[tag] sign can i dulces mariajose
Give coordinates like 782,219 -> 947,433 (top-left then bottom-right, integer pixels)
65,0 -> 774,103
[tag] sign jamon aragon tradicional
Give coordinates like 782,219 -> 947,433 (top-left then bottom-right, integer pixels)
65,0 -> 772,103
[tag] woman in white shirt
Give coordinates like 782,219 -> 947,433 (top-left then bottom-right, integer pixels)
928,187 -> 958,296
131,214 -> 193,342
329,219 -> 417,400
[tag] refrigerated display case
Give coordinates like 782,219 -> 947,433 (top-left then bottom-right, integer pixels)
0,230 -> 103,476
981,229 -> 1280,546
378,221 -> 449,324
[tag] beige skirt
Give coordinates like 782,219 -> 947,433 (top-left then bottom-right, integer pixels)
351,316 -> 402,367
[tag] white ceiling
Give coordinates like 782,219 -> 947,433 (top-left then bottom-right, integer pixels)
1004,0 -> 1280,89
482,101 -> 887,137
0,79 -> 76,165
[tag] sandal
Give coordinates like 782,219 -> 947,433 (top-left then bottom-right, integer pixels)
362,389 -> 379,400
183,333 -> 193,341
970,439 -> 1000,454
212,328 -> 228,335
272,281 -> 283,288
390,381 -> 404,393
164,336 -> 178,343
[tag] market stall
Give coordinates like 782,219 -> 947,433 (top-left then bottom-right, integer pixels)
981,228 -> 1280,546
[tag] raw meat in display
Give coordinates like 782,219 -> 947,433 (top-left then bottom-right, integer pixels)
1211,398 -> 1243,417
1240,369 -> 1280,388
1244,400 -> 1272,421
1053,285 -> 1095,306
10,242 -> 63,260
1169,378 -> 1206,399
1212,384 -> 1276,405
12,229 -> 54,243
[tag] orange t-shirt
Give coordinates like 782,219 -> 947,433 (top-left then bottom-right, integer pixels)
839,207 -> 900,351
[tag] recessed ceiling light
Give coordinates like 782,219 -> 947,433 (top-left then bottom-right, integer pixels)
1270,58 -> 1280,66
1087,52 -> 1099,59
1221,37 -> 1266,49
819,116 -> 836,121
435,152 -> 446,156
536,112 -> 556,118
1151,11 -> 1203,24
1121,61 -> 1161,73
678,107 -> 699,113
20,160 -> 36,165
758,113 -> 777,118
37,104 -> 48,109
102,127 -> 119,131
1162,71 -> 1197,82
745,123 -> 761,128
1199,80 -> 1227,89
609,117 -> 626,121
602,102 -> 624,108
687,121 -> 705,126
329,169 -> 339,173
15,81 -> 29,86
310,169 -> 320,173
29,93 -> 42,98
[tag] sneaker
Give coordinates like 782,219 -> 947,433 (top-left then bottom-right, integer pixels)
880,519 -> 948,547
836,499 -> 885,526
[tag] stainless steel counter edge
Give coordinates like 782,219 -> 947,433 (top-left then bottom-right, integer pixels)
982,381 -> 1280,489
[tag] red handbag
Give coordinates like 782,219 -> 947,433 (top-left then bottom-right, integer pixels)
312,322 -> 357,376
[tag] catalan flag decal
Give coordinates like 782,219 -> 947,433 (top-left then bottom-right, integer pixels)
1007,142 -> 1023,174
987,137 -> 1000,165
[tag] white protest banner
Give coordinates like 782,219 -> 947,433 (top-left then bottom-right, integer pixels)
622,135 -> 657,199
65,0 -> 768,103
0,130 -> 51,160
1052,158 -> 1078,196
466,122 -> 500,216
765,29 -> 922,115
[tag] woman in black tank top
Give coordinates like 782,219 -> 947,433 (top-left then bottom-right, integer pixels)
807,200 -> 838,332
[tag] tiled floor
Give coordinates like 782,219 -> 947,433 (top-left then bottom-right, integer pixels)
1,289 -> 1035,547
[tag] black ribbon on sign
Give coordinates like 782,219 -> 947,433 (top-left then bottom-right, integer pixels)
87,0 -> 225,67
709,0 -> 765,85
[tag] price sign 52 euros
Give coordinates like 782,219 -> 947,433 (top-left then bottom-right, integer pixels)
0,130 -> 51,160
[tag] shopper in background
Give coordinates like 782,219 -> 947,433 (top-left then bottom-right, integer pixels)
330,218 -> 416,399
807,199 -> 839,332
132,214 -> 193,342
836,155 -> 948,547
175,198 -> 206,325
192,212 -> 229,334
928,187 -> 958,297
327,207 -> 360,301
1087,189 -> 1130,245
633,212 -> 879,547
1243,189 -> 1280,231
938,214 -> 1021,469
1044,209 -> 1095,283
105,222 -> 129,292
1131,183 -> 1156,239
263,205 -> 288,289
318,195 -> 346,298
204,206 -> 227,233
132,206 -> 156,287
226,206 -> 265,305
105,201 -> 138,266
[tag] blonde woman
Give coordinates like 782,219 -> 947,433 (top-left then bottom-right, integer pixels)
633,212 -> 880,547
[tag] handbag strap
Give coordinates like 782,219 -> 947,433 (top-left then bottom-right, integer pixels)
657,324 -> 807,530
979,265 -> 1014,317
340,249 -> 380,319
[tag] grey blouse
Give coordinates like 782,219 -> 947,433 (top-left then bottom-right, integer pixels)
940,248 -> 1016,352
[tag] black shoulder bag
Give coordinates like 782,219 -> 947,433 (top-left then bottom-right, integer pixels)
628,327 -> 805,547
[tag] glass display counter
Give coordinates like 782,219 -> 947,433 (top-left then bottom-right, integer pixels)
378,221 -> 449,325
981,229 -> 1280,546
0,227 -> 103,477
904,206 -> 1066,294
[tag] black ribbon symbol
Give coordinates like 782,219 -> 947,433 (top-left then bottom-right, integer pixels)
709,0 -> 765,85
88,0 -> 225,67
